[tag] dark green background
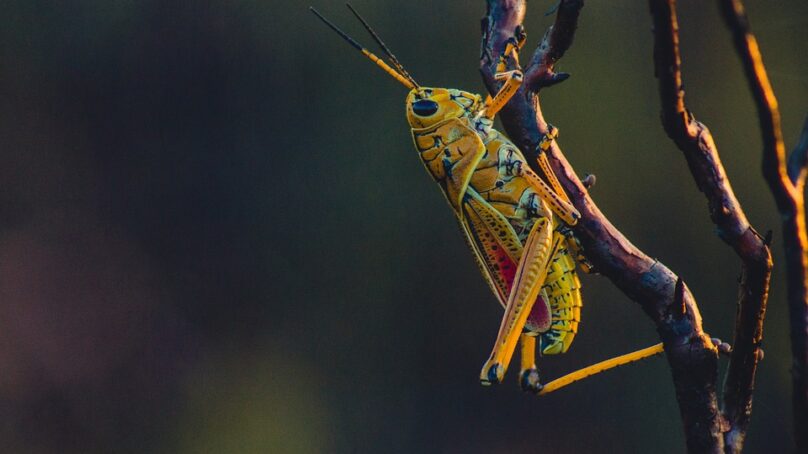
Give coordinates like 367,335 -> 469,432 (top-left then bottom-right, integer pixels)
0,1 -> 806,452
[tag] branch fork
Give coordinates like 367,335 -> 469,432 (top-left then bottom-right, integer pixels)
479,0 -> 791,452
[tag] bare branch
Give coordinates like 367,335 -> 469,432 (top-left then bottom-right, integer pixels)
650,2 -> 772,451
482,1 -> 723,451
523,0 -> 582,91
788,116 -> 808,188
718,0 -> 794,212
650,0 -> 687,139
650,0 -> 759,244
719,1 -> 808,451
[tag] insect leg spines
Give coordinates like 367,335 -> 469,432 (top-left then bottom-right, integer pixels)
537,343 -> 666,396
521,167 -> 581,225
534,126 -> 592,242
536,125 -> 572,205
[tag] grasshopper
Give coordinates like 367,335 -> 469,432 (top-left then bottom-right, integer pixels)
311,5 -> 663,394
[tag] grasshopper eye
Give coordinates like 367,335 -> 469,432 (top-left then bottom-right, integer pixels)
412,99 -> 439,117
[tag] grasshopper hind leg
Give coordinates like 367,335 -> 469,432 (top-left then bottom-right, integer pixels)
479,217 -> 555,386
516,238 -> 582,393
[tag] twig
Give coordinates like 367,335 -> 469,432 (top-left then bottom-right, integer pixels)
649,1 -> 772,452
719,1 -> 808,451
718,0 -> 791,211
481,1 -> 723,451
522,0 -> 582,90
788,117 -> 808,188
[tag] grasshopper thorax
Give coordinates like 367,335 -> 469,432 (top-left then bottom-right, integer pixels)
406,88 -> 482,129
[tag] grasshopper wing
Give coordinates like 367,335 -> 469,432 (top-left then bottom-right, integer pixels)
460,188 -> 524,306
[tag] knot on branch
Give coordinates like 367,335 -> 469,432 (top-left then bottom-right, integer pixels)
670,277 -> 687,321
582,173 -> 596,189
524,66 -> 570,92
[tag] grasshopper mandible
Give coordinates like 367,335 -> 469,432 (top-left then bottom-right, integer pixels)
311,5 -> 663,394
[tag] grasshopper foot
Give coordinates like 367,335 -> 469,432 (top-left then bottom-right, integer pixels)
710,337 -> 733,356
519,367 -> 543,394
480,360 -> 505,386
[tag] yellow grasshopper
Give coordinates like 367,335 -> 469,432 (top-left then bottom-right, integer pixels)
311,5 -> 663,394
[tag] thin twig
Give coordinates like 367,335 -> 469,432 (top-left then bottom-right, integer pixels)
650,1 -> 772,452
482,1 -> 723,451
523,0 -> 582,90
788,117 -> 808,188
718,0 -> 792,210
719,1 -> 808,451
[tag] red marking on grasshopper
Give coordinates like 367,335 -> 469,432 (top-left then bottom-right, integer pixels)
490,241 -> 550,333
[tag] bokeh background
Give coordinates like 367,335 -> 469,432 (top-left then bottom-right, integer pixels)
0,1 -> 806,452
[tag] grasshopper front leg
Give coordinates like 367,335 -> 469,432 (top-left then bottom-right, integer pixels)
478,70 -> 523,121
477,30 -> 527,121
480,216 -> 557,385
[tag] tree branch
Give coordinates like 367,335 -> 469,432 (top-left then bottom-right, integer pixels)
718,0 -> 793,211
719,1 -> 808,450
782,115 -> 808,453
482,1 -> 723,451
522,0 -> 582,90
788,117 -> 808,188
650,1 -> 772,452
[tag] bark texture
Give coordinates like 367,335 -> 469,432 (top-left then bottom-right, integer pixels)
480,0 -> 785,451
717,1 -> 808,449
650,2 -> 772,451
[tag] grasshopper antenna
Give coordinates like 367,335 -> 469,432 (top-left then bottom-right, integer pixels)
345,3 -> 420,89
309,7 -> 417,90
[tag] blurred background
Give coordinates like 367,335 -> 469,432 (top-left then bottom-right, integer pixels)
0,0 -> 806,452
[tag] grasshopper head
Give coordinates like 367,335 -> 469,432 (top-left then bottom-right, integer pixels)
406,88 -> 482,129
